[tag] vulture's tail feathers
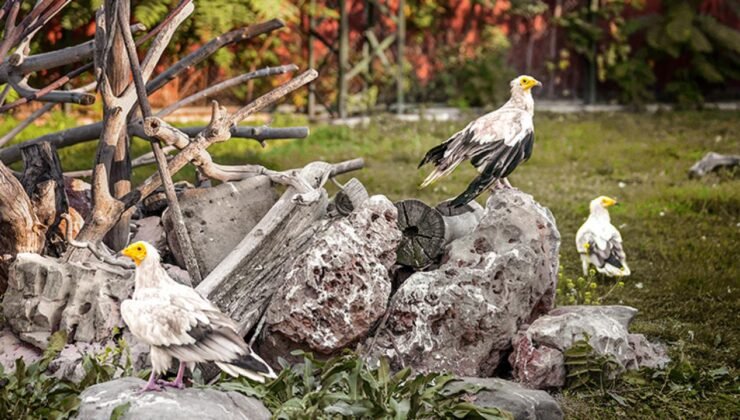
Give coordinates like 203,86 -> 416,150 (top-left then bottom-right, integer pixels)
450,180 -> 486,208
216,350 -> 276,383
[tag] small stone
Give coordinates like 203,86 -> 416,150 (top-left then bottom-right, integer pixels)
449,377 -> 563,420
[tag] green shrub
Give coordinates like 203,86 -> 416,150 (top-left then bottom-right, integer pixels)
412,27 -> 516,108
215,350 -> 512,419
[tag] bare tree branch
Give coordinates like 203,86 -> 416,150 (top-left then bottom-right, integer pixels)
157,64 -> 298,116
146,19 -> 285,93
0,124 -> 308,165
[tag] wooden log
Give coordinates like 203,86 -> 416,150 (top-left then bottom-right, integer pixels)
0,161 -> 45,293
394,199 -> 445,268
196,162 -> 333,336
20,142 -> 69,256
333,177 -> 369,216
688,152 -> 740,178
436,199 -> 484,245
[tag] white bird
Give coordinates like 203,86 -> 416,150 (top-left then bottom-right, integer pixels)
576,196 -> 631,277
418,75 -> 542,207
120,241 -> 276,392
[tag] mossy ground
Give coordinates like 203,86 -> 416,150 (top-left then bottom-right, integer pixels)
1,110 -> 738,418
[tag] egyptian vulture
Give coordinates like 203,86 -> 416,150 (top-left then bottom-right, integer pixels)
120,241 -> 276,391
576,196 -> 631,277
419,75 -> 542,207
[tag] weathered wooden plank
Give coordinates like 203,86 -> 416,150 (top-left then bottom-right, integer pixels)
196,162 -> 333,335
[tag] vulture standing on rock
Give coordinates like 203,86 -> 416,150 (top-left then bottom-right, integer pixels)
418,75 -> 542,207
576,196 -> 631,277
120,241 -> 276,392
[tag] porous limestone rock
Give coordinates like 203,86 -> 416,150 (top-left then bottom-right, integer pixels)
162,176 -> 277,279
2,253 -> 133,347
449,377 -> 564,420
75,377 -> 271,420
369,189 -> 560,376
510,305 -> 670,389
258,195 -> 401,364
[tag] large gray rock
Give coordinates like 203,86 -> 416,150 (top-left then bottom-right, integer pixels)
449,377 -> 563,420
75,377 -> 271,420
369,189 -> 560,376
2,253 -> 133,347
510,305 -> 670,389
163,176 -> 278,280
258,196 -> 401,364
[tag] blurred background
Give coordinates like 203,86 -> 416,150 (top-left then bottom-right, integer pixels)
9,0 -> 740,119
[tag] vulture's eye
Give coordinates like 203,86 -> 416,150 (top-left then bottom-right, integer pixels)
136,247 -> 142,251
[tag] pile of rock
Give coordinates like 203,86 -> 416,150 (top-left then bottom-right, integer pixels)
1,174 -> 670,419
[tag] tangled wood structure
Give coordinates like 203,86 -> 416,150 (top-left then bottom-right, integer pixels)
0,0 -> 363,292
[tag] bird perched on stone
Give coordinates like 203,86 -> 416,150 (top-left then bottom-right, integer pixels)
120,241 -> 276,392
418,75 -> 542,207
576,196 -> 631,277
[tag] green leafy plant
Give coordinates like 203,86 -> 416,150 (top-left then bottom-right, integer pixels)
636,0 -> 740,107
564,337 -> 622,393
416,27 -> 516,108
0,329 -> 142,419
556,265 -> 625,306
556,0 -> 656,107
216,350 -> 512,419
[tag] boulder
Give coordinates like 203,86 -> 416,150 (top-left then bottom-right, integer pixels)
368,189 -> 560,376
449,377 -> 563,420
75,377 -> 271,420
510,305 -> 670,389
2,253 -> 133,347
162,176 -> 277,280
258,196 -> 401,364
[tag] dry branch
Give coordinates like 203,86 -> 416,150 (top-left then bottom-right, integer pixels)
118,2 -> 202,283
146,18 -> 285,93
68,68 -> 317,257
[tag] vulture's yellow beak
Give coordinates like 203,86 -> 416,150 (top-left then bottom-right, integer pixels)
121,241 -> 147,266
601,197 -> 619,207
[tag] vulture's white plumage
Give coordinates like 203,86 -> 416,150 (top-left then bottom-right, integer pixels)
419,75 -> 541,207
576,196 -> 631,277
120,241 -> 275,391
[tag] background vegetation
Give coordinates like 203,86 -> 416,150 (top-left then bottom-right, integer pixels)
11,0 -> 740,112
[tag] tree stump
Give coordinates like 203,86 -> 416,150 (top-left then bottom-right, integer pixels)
436,199 -> 485,245
20,142 -> 69,256
0,162 -> 45,293
394,199 -> 445,268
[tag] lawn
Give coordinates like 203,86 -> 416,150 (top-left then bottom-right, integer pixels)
1,110 -> 738,418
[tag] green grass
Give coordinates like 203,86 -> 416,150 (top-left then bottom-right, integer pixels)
2,110 -> 738,418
